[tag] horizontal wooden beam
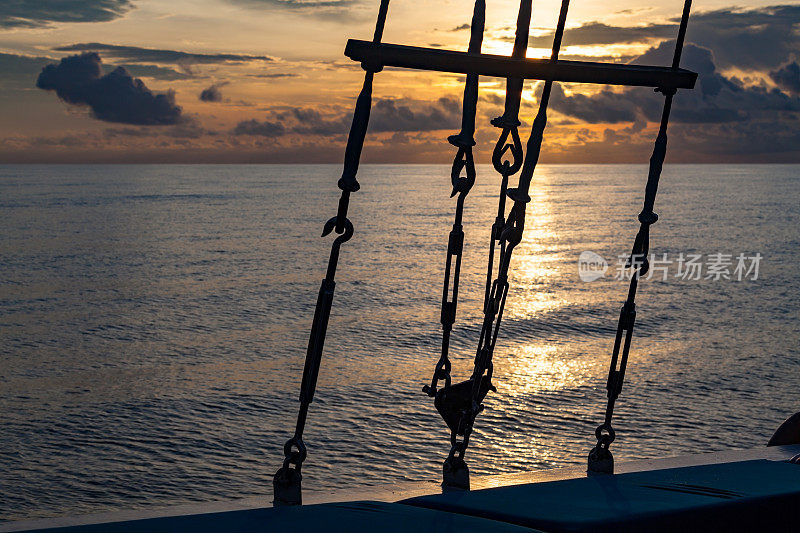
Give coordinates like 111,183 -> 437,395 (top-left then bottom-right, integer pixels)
345,40 -> 697,89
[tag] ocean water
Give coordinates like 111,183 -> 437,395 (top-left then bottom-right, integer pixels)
1,163 -> 798,521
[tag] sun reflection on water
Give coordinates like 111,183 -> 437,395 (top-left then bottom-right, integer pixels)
503,171 -> 568,320
498,344 -> 592,395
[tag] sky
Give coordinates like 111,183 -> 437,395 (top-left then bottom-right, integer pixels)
2,0 -> 800,163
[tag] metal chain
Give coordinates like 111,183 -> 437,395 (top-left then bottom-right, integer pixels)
588,0 -> 692,475
273,0 -> 392,506
424,0 -> 485,398
441,0 -> 571,490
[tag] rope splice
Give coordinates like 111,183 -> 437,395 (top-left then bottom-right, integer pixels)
588,0 -> 693,476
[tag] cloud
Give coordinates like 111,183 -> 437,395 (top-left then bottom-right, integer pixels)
230,0 -> 354,8
0,52 -> 190,88
543,38 -> 800,158
110,64 -> 193,81
450,24 -> 470,32
222,0 -> 357,21
104,118 -> 213,139
530,5 -> 800,71
530,21 -> 674,48
286,108 -> 350,135
249,73 -> 299,78
232,119 -> 285,137
0,0 -> 132,28
548,84 -> 639,124
53,43 -> 272,66
550,42 -> 800,125
770,62 -> 800,94
199,84 -> 225,102
0,52 -> 54,88
36,52 -> 183,125
232,97 -> 462,139
369,97 -> 461,132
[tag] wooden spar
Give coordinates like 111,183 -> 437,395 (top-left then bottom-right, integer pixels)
345,40 -> 697,89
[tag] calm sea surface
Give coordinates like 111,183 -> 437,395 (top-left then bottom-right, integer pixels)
1,164 -> 798,521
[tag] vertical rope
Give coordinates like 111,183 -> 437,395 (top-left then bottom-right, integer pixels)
424,0 -> 486,399
273,0 -> 392,506
438,0 -> 572,492
588,0 -> 693,476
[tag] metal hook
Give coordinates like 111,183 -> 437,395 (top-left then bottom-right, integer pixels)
322,216 -> 355,244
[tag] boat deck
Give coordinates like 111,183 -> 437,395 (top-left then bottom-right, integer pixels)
3,445 -> 799,532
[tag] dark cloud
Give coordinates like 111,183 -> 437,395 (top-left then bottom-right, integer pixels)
287,108 -> 350,135
222,0 -> 357,21
0,0 -> 132,28
560,53 -> 636,64
233,119 -> 285,137
550,42 -> 800,125
53,43 -> 272,66
109,64 -> 193,81
250,73 -> 299,78
199,84 -> 224,102
105,119 -> 213,139
450,24 -> 470,32
369,97 -> 461,132
530,21 -> 674,48
0,52 -> 54,88
530,5 -> 800,71
36,53 -> 183,125
233,97 -> 462,138
548,84 -> 639,124
673,118 -> 800,157
0,52 -> 52,74
0,51 -> 191,93
229,0 -> 353,8
770,62 -> 800,94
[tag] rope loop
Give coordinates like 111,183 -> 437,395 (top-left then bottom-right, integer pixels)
491,127 -> 523,175
449,147 -> 476,197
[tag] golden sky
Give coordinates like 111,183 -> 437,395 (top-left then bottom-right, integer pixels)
2,0 -> 800,162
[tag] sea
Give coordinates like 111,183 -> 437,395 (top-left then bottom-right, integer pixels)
1,164 -> 798,521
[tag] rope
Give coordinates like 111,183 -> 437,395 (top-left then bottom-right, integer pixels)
273,0 -> 392,506
424,0 -> 485,398
440,0 -> 571,490
485,0 -> 530,326
588,0 -> 693,475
